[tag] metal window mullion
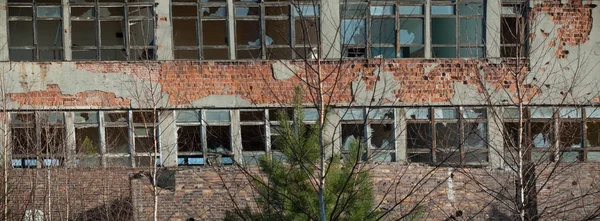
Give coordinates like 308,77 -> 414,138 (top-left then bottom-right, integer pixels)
32,3 -> 39,61
124,4 -> 130,60
260,4 -> 266,59
200,110 -> 208,161
34,112 -> 42,168
265,110 -> 271,157
459,107 -> 465,163
128,110 -> 135,167
429,107 -> 436,163
98,110 -> 107,167
395,3 -> 400,58
583,108 -> 589,161
365,8 -> 371,58
455,3 -> 459,57
289,5 -> 295,59
198,4 -> 204,59
95,2 -> 102,60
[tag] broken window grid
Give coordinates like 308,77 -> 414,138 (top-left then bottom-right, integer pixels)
431,0 -> 485,58
406,107 -> 489,165
10,112 -> 66,168
176,110 -> 204,166
172,0 -> 229,60
342,1 -> 425,58
240,110 -> 267,165
74,111 -> 102,168
204,110 -> 233,165
70,0 -> 156,61
132,111 -> 159,167
103,111 -> 132,167
8,0 -> 64,61
500,3 -> 527,58
234,0 -> 320,60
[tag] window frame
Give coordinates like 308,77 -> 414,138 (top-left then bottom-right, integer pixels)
500,2 -> 527,58
8,0 -> 64,61
430,0 -> 485,58
70,0 -> 156,61
171,0 -> 229,60
10,112 -> 66,168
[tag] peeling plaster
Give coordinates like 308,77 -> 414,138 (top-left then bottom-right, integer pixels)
271,61 -> 299,80
351,66 -> 401,105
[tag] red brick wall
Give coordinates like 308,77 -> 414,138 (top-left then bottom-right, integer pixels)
3,59 -> 523,108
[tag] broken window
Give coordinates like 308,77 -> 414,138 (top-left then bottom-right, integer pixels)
8,0 -> 63,61
205,110 -> 233,164
407,107 -> 488,165
432,0 -> 484,58
234,0 -> 319,60
268,108 -> 294,152
176,110 -> 203,166
585,107 -> 600,162
240,110 -> 266,164
104,111 -> 131,167
339,108 -> 396,162
132,111 -> 158,167
75,111 -> 101,168
341,1 -> 424,58
10,112 -> 65,168
172,0 -> 229,60
501,3 -> 526,57
70,0 -> 155,60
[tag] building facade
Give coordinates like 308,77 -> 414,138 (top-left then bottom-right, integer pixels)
0,0 -> 599,220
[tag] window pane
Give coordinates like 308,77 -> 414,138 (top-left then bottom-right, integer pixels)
129,19 -> 155,46
105,127 -> 129,153
559,107 -> 581,118
560,122 -> 582,148
432,5 -> 454,15
294,5 -> 319,17
371,47 -> 395,58
178,126 -> 202,152
407,123 -> 431,149
342,124 -> 364,150
37,6 -> 61,17
205,110 -> 230,122
586,107 -> 600,118
240,110 -> 265,122
459,18 -> 483,44
371,18 -> 395,44
173,20 -> 198,47
432,18 -> 456,44
241,125 -> 266,151
74,112 -> 99,124
370,6 -> 394,16
586,122 -> 600,147
76,127 -> 100,155
458,3 -> 483,16
341,108 -> 364,120
370,124 -> 394,149
459,47 -> 483,58
433,47 -> 456,58
236,20 -> 260,46
434,108 -> 457,119
400,18 -> 424,45
464,122 -> 487,148
406,108 -> 429,120
531,122 -> 553,148
436,122 -> 459,149
100,20 -> 125,47
342,19 -> 366,45
266,20 -> 290,45
295,19 -> 319,45
399,6 -> 423,15
37,20 -> 63,47
9,21 -> 33,47
463,108 -> 487,119
530,107 -> 553,118
400,47 -> 425,58
342,4 -> 367,17
203,20 -> 228,46
206,125 -> 231,152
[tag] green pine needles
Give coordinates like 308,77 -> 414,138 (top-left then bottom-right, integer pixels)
226,88 -> 377,221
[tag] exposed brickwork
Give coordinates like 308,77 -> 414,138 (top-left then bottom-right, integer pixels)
8,84 -> 131,107
1,168 -> 137,221
69,59 -> 527,106
533,0 -> 595,58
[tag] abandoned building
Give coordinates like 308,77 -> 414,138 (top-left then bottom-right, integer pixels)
0,0 -> 599,220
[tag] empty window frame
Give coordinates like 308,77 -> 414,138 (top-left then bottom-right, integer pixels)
205,110 -> 233,165
70,0 -> 156,61
103,111 -> 132,167
74,111 -> 101,168
172,0 -> 229,60
132,111 -> 159,167
176,110 -> 204,166
240,110 -> 267,164
10,112 -> 65,168
584,107 -> 600,162
431,0 -> 485,58
8,0 -> 63,61
341,1 -> 425,58
234,0 -> 320,59
339,108 -> 396,162
500,3 -> 526,57
406,107 -> 488,165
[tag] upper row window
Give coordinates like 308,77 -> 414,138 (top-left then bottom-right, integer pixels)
341,0 -> 485,58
